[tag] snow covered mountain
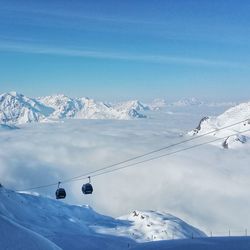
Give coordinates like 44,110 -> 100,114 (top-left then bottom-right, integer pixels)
0,187 -> 206,250
39,95 -> 146,120
38,94 -> 81,119
189,101 -> 250,148
0,92 -> 49,124
0,91 -> 241,126
114,100 -> 149,112
116,210 -> 206,242
0,92 -> 146,124
75,98 -> 146,119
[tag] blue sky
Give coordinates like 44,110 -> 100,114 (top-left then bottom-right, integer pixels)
0,0 -> 250,101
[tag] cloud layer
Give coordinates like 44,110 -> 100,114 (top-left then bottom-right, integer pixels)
1,106 -> 250,235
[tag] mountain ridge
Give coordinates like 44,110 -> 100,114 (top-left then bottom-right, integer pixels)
0,92 -> 147,124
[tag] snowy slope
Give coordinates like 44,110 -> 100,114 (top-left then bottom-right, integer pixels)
189,101 -> 250,148
131,237 -> 250,250
0,187 -> 134,250
116,210 -> 206,242
0,214 -> 61,250
0,187 -> 206,249
1,187 -> 249,250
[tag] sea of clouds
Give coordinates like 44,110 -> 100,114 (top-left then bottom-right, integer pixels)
0,105 -> 250,235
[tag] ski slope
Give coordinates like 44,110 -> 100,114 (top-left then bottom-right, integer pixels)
0,187 -> 207,250
0,214 -> 61,250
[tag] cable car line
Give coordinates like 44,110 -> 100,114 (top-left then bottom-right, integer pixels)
16,122 -> 250,193
17,119 -> 250,192
53,118 -> 250,184
85,128 -> 250,179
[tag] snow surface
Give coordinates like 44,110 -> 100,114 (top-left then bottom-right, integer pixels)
0,214 -> 61,250
131,237 -> 250,250
0,187 -> 205,249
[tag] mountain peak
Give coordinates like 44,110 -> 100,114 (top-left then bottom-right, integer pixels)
117,210 -> 206,242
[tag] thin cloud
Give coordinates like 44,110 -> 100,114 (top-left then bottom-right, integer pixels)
0,5 -> 164,26
0,41 -> 245,68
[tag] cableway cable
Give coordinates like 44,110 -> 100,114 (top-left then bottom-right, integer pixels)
16,119 -> 250,192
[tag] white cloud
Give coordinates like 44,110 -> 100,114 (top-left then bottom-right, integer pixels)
0,40 -> 246,68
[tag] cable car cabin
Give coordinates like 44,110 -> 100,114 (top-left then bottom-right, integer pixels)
82,183 -> 93,195
55,188 -> 66,199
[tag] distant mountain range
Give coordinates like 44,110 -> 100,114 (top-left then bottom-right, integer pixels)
0,91 -> 242,126
0,92 -> 147,124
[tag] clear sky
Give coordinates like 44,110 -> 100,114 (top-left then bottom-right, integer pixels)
0,0 -> 250,101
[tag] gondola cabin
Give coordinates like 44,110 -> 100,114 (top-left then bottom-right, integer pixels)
55,188 -> 66,199
82,183 -> 93,195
